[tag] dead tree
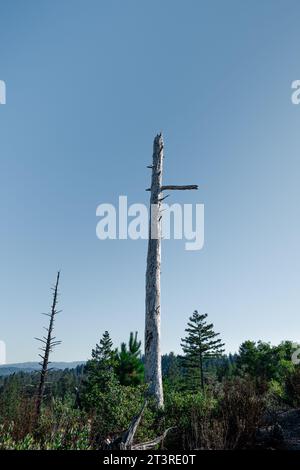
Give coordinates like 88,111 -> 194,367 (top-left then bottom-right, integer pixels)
107,401 -> 175,450
145,133 -> 198,408
35,271 -> 62,420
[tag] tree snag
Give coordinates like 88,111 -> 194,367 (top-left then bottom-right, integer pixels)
145,133 -> 164,408
145,133 -> 198,408
35,271 -> 62,420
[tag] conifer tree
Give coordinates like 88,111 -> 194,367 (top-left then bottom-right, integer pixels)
91,330 -> 115,363
115,332 -> 144,386
83,331 -> 117,407
181,311 -> 225,391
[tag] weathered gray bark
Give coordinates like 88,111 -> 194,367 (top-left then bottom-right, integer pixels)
145,133 -> 198,409
131,427 -> 175,450
145,133 -> 164,408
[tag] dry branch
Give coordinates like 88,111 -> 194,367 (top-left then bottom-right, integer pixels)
107,401 -> 175,451
131,427 -> 175,450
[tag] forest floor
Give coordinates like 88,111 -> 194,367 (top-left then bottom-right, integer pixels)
277,409 -> 300,450
257,409 -> 300,450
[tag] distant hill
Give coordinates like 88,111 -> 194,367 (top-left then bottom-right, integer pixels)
0,361 -> 85,376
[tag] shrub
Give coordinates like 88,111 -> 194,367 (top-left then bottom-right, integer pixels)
285,366 -> 300,407
163,377 -> 266,450
217,377 -> 266,449
164,390 -> 217,449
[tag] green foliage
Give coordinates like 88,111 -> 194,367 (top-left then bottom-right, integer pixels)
165,389 -> 216,427
91,330 -> 115,362
181,311 -> 225,390
162,352 -> 184,391
215,354 -> 237,381
268,379 -> 285,401
91,384 -> 156,443
236,340 -> 296,385
82,331 -> 144,410
0,400 -> 92,450
164,389 -> 217,449
115,332 -> 144,386
82,331 -> 117,408
81,331 -> 149,441
0,374 -> 25,421
0,332 -> 299,450
284,365 -> 300,407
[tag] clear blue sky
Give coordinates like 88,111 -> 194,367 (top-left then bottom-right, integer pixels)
1,0 -> 300,363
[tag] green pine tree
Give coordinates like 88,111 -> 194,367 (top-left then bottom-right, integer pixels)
82,331 -> 118,409
91,330 -> 115,363
115,332 -> 144,386
181,311 -> 225,391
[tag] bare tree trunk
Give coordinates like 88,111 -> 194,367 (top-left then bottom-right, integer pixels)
35,271 -> 61,420
145,133 -> 164,408
144,133 -> 198,408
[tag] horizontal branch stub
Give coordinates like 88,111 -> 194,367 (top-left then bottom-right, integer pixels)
146,184 -> 198,191
161,185 -> 198,191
